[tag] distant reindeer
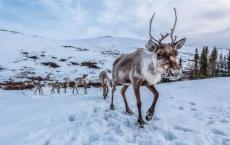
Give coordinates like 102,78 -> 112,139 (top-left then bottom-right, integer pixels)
73,75 -> 90,95
62,79 -> 70,94
110,8 -> 186,127
99,71 -> 111,99
50,81 -> 62,94
34,81 -> 44,95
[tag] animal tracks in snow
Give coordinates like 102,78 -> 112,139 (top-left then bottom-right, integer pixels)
211,128 -> 227,136
174,126 -> 195,133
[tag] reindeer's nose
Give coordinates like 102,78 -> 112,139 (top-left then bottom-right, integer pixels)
170,68 -> 182,80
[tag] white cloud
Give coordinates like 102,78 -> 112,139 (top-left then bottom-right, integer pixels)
1,0 -> 230,47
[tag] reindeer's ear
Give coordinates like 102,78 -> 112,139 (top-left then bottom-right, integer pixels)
174,38 -> 186,50
146,40 -> 158,52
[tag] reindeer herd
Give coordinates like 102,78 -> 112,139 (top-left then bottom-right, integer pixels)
34,75 -> 90,95
33,8 -> 186,127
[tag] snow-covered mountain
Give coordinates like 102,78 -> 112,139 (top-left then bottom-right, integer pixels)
0,28 -> 229,83
0,29 -> 145,82
0,28 -> 206,82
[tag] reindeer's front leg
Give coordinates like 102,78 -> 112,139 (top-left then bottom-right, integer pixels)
121,85 -> 133,115
133,81 -> 145,126
146,85 -> 159,121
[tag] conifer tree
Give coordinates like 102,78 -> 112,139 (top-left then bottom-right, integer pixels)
199,47 -> 209,78
209,47 -> 218,77
218,54 -> 223,76
193,48 -> 199,79
227,50 -> 230,76
179,58 -> 182,68
223,55 -> 227,76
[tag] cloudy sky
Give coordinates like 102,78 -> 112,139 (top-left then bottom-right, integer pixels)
0,0 -> 230,47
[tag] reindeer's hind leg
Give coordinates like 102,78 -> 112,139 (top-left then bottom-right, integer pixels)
84,85 -> 87,94
51,87 -> 54,94
72,86 -> 75,94
57,88 -> 60,94
110,82 -> 117,110
105,85 -> 109,98
40,88 -> 43,95
34,88 -> 38,95
76,86 -> 79,95
146,85 -> 159,121
64,87 -> 66,94
121,85 -> 133,115
102,84 -> 107,99
38,88 -> 41,95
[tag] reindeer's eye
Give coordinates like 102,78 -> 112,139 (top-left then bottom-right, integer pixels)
175,51 -> 178,56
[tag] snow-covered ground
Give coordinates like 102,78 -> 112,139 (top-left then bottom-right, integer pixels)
1,77 -> 230,145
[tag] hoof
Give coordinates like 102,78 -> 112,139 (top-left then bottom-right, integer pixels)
110,104 -> 115,110
146,110 -> 153,121
126,110 -> 134,115
137,119 -> 146,128
103,94 -> 107,99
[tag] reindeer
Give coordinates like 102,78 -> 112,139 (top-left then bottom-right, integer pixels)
110,8 -> 186,127
72,75 -> 90,95
62,79 -> 70,94
50,81 -> 62,94
34,80 -> 44,95
99,71 -> 111,99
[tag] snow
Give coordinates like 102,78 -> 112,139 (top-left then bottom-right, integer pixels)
0,77 -> 230,145
0,31 -> 146,81
1,29 -> 230,145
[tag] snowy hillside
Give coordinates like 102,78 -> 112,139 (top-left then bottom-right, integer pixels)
1,28 -> 228,83
0,29 -> 145,82
0,77 -> 230,145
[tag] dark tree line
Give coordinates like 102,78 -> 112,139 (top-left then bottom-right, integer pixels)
188,46 -> 230,79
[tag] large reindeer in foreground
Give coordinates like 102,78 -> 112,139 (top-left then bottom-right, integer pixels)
110,8 -> 186,127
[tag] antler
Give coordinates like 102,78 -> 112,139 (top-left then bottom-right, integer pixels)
148,8 -> 178,46
149,12 -> 159,43
158,33 -> 170,44
149,12 -> 170,45
170,8 -> 177,44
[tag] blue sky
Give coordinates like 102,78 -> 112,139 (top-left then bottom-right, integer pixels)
1,0 -> 230,47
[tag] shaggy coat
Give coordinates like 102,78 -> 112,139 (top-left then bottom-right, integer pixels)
112,48 -> 163,86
